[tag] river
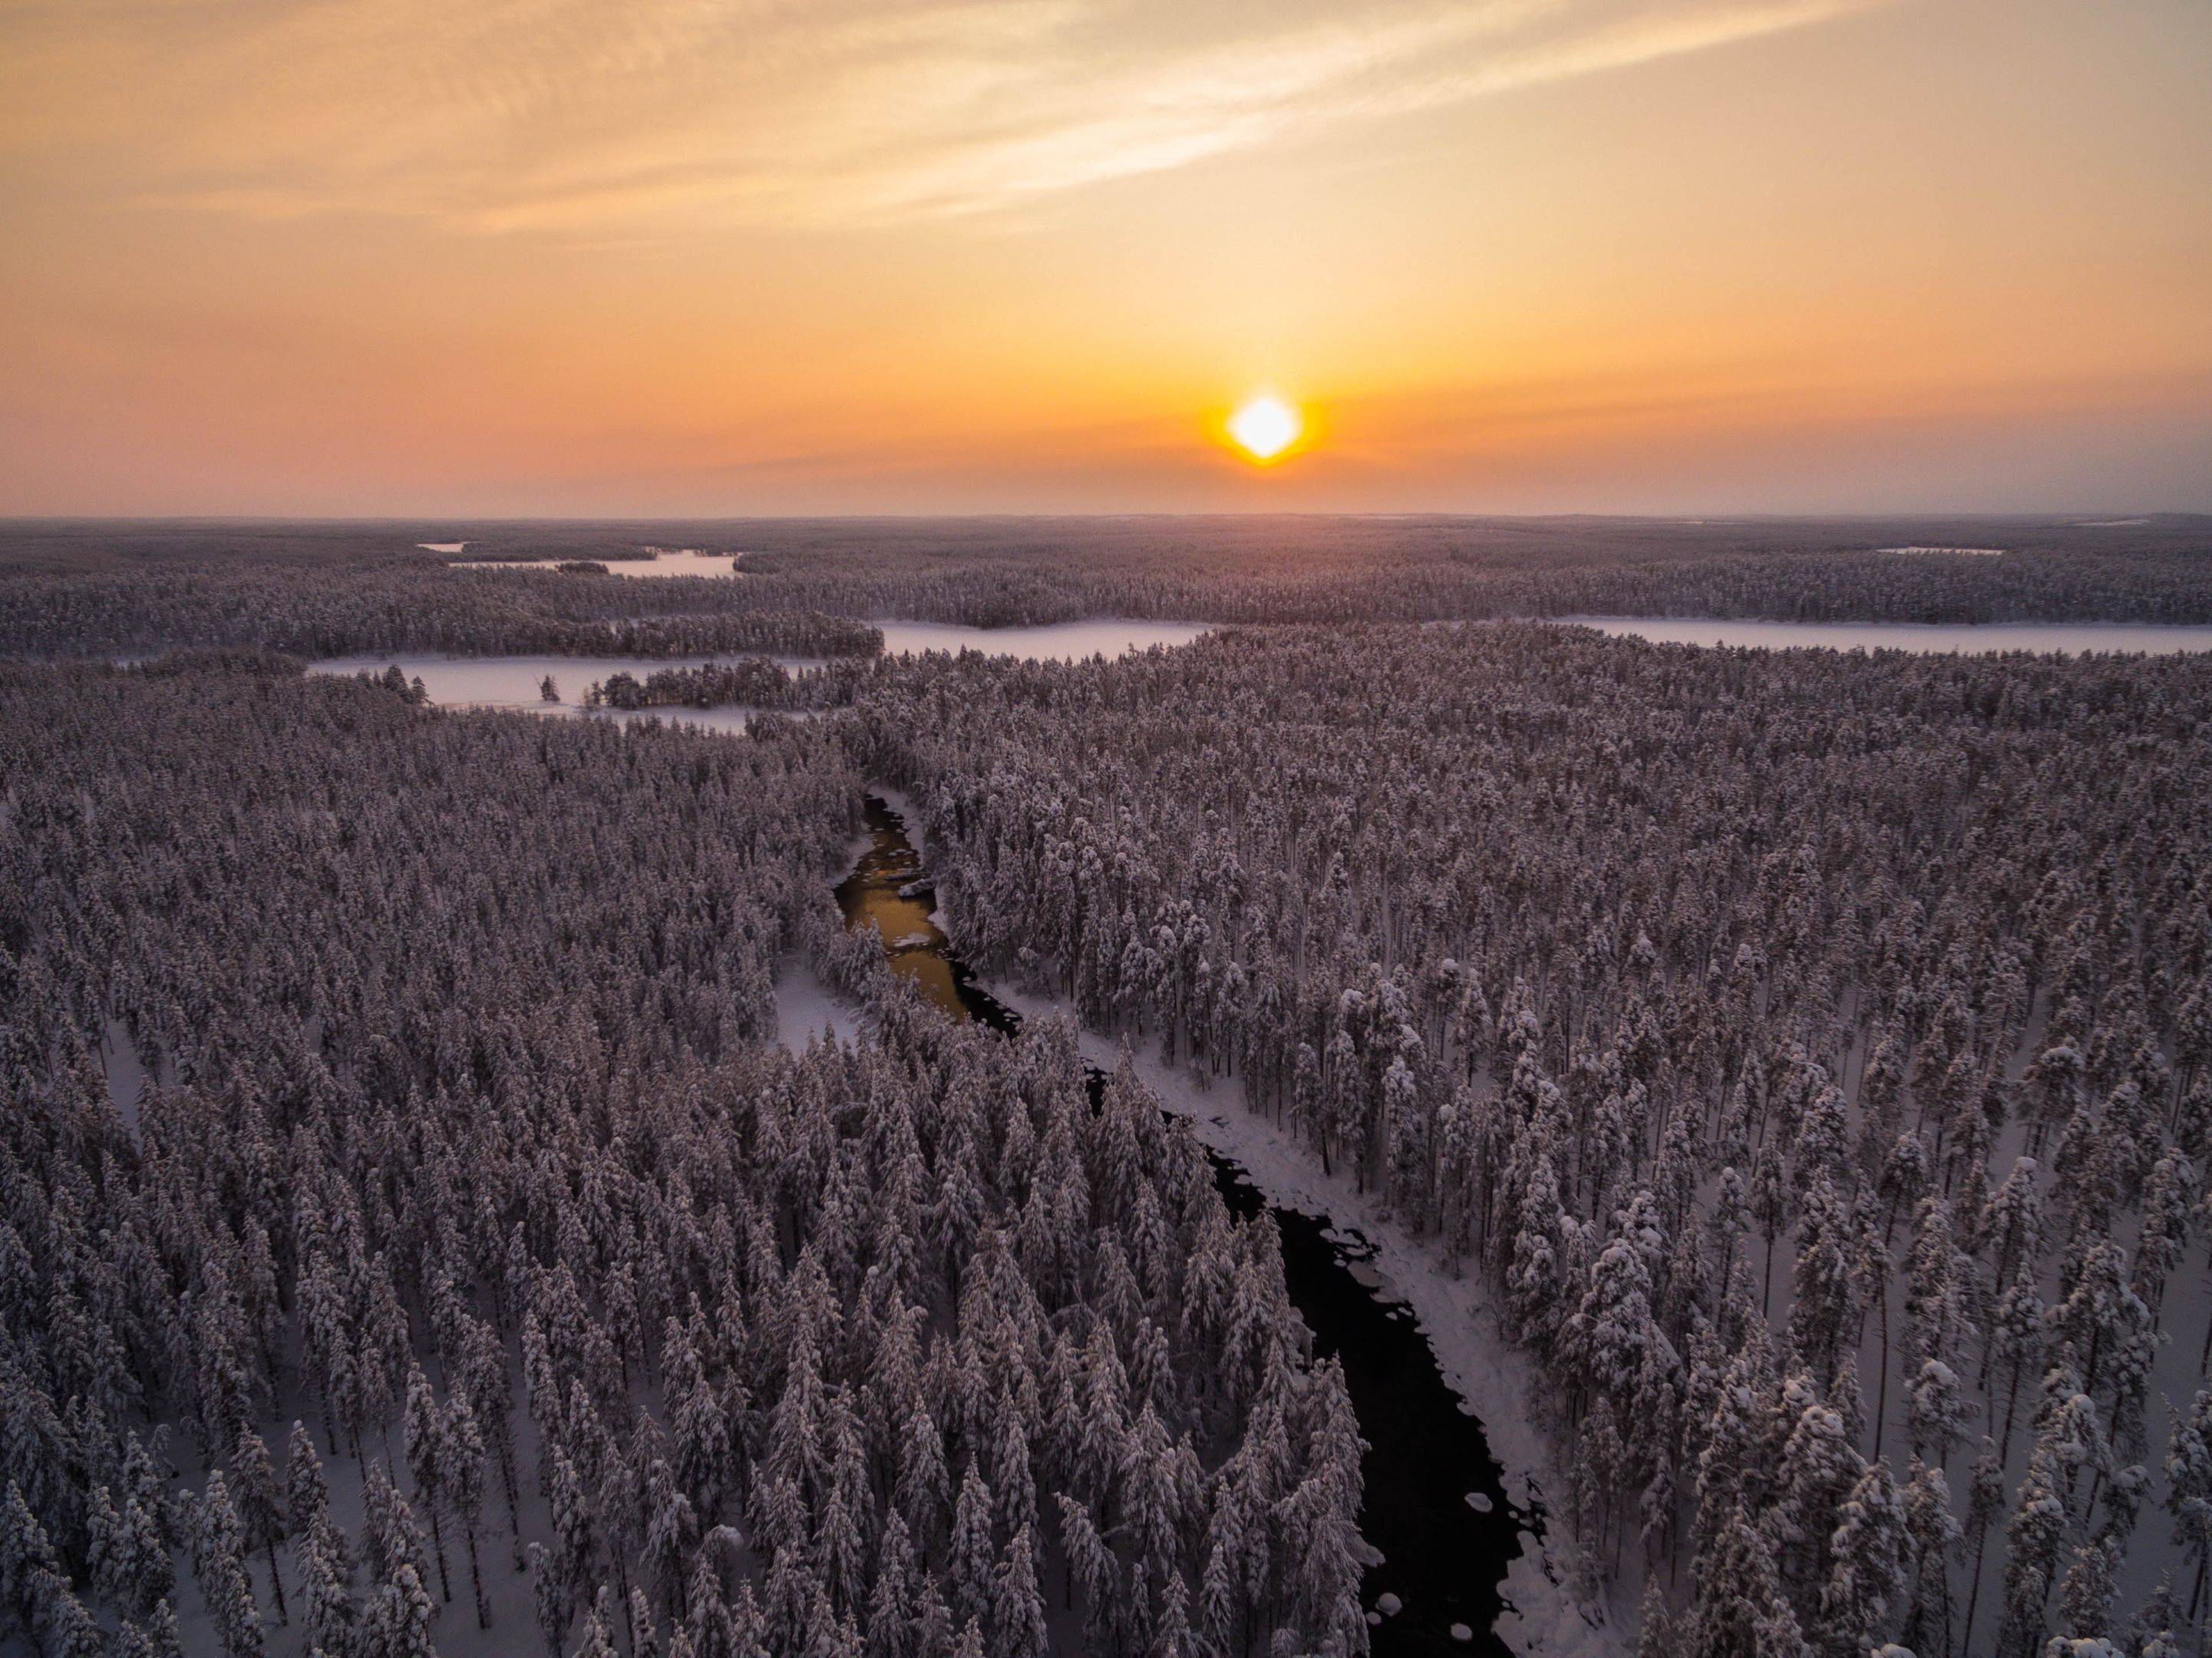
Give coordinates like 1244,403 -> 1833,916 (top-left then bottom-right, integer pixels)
835,794 -> 1525,1656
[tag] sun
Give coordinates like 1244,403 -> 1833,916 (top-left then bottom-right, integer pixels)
1227,395 -> 1302,463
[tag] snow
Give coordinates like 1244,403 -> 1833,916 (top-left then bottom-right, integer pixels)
101,1015 -> 149,1144
1876,546 -> 2007,557
771,956 -> 863,1051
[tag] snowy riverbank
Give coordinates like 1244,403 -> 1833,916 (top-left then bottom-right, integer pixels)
971,973 -> 1632,1658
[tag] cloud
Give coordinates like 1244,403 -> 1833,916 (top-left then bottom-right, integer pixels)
2,0 -> 1890,231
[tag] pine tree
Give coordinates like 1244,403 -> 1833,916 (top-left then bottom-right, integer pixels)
1996,1442 -> 2068,1658
1055,1495 -> 1115,1647
360,1559 -> 440,1658
2,1481 -> 63,1633
2055,1535 -> 2121,1640
1689,1497 -> 1806,1658
443,1390 -> 491,1630
529,1541 -> 572,1658
1898,1458 -> 1960,1658
672,1371 -> 733,1524
194,1470 -> 269,1658
895,1403 -> 949,1549
643,1456 -> 699,1625
297,1518 -> 357,1657
232,1428 -> 290,1625
1817,1458 -> 1905,1658
1565,1233 -> 1657,1418
1991,1257 -> 2047,1465
1636,1576 -> 1675,1658
402,1364 -> 452,1606
1286,1465 -> 1369,1658
43,1578 -> 107,1658
991,1524 -> 1047,1658
946,1461 -> 996,1635
1197,1491 -> 1242,1657
568,1590 -> 620,1658
1960,1438 -> 2006,1658
1907,1356 -> 1969,1475
1775,1395 -> 1863,1600
288,1421 -> 332,1537
91,1480 -> 174,1619
2163,1388 -> 2211,1626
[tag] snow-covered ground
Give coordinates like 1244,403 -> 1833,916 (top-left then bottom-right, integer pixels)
771,955 -> 864,1052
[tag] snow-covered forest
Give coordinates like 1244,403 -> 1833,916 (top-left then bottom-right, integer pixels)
5,520 -> 2212,1658
838,623 -> 2212,1656
0,657 -> 1368,1658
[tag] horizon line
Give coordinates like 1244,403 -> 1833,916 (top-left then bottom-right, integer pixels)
5,510 -> 2207,528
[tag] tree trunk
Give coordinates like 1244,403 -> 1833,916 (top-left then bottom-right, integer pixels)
466,1520 -> 490,1630
1999,1352 -> 2026,1466
495,1417 -> 523,1567
1872,1288 -> 1890,1460
1961,1519 -> 1992,1658
265,1539 -> 288,1625
427,1504 -> 452,1602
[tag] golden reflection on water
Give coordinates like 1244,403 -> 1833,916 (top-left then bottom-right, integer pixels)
836,802 -> 968,1019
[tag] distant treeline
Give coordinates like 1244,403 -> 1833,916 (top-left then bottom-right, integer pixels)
3,516 -> 2210,658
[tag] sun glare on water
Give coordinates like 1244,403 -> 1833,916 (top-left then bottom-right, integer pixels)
1227,395 -> 1302,462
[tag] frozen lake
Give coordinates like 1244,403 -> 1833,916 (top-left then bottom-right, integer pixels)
309,621 -> 1213,725
455,550 -> 740,578
309,652 -> 819,718
312,622 -> 1211,707
1553,616 -> 2212,654
308,653 -> 804,733
871,618 -> 1212,659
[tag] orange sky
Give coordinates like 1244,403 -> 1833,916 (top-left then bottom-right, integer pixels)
3,0 -> 2208,515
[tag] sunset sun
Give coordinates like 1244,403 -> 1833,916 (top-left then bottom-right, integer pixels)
1227,395 -> 1302,463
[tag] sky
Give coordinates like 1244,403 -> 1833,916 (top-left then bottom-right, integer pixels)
2,0 -> 2209,517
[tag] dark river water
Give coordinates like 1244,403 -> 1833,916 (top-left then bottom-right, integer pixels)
836,794 -> 1528,1656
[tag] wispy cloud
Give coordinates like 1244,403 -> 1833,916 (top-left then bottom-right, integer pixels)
2,0 -> 1890,231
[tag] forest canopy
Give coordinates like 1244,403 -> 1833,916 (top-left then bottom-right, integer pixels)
6,520 -> 2212,1658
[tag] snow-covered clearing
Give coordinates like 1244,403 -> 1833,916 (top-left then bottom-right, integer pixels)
771,955 -> 864,1052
